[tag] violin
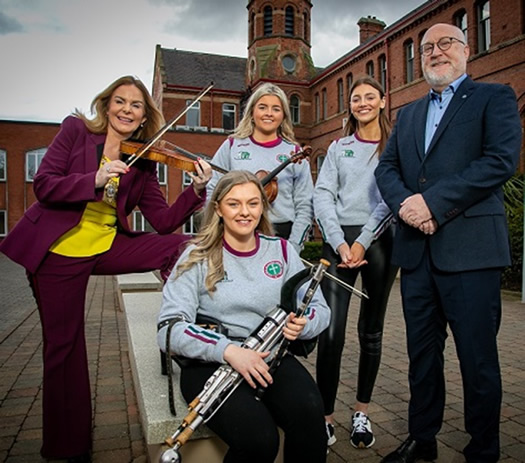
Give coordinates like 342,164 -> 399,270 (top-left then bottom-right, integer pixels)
121,140 -> 227,175
255,146 -> 312,202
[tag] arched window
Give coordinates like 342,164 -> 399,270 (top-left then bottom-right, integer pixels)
285,6 -> 294,36
290,95 -> 300,124
315,92 -> 320,122
322,88 -> 327,120
264,6 -> 272,36
346,73 -> 353,100
478,1 -> 490,52
366,61 -> 374,78
378,54 -> 387,90
405,39 -> 415,83
303,12 -> 308,40
250,12 -> 256,42
337,79 -> 344,113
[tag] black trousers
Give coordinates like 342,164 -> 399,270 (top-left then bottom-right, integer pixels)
316,225 -> 397,414
180,355 -> 327,463
401,250 -> 502,463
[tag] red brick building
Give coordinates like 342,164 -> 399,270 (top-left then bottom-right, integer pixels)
1,0 -> 523,237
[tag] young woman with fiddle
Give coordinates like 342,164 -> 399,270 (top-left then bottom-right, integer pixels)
0,75 -> 212,462
206,83 -> 313,252
158,170 -> 330,463
313,75 -> 398,449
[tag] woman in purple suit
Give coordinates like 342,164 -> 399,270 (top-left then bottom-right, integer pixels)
0,75 -> 212,462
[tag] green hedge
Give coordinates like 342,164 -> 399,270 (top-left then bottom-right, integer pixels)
300,241 -> 322,263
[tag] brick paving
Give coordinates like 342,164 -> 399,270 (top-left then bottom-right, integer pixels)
1,252 -> 524,462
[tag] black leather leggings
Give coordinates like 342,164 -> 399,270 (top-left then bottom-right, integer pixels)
316,225 -> 397,414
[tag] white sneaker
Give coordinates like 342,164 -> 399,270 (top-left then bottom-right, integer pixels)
325,421 -> 337,446
350,412 -> 375,448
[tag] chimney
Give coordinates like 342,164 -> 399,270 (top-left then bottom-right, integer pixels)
358,16 -> 386,44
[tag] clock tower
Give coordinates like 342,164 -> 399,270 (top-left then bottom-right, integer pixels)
246,0 -> 315,86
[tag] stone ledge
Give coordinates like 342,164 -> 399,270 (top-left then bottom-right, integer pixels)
117,272 -> 162,292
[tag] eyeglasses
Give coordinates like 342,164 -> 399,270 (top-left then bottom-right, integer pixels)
419,37 -> 465,56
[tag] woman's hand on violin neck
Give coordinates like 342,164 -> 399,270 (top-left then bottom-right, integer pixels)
95,160 -> 130,188
283,313 -> 306,341
224,344 -> 273,389
190,158 -> 213,195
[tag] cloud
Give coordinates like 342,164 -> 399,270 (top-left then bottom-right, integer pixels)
0,11 -> 23,34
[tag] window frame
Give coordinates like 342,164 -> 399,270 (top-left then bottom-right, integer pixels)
264,5 -> 272,36
222,103 -> 236,131
25,148 -> 46,182
478,1 -> 491,52
0,149 -> 6,181
366,61 -> 374,78
337,79 -> 344,113
185,100 -> 200,127
290,95 -> 300,124
285,6 -> 294,36
378,54 -> 387,90
405,40 -> 415,83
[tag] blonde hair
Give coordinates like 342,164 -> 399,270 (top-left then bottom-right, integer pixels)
74,75 -> 165,139
343,75 -> 391,157
233,83 -> 297,143
176,171 -> 274,292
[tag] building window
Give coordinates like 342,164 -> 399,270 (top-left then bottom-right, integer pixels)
337,79 -> 344,113
478,1 -> 490,52
285,6 -> 294,36
322,88 -> 327,120
132,210 -> 154,232
316,155 -> 325,173
185,100 -> 200,127
0,210 -> 5,237
250,12 -> 255,42
26,148 -> 46,182
405,40 -> 415,83
346,73 -> 353,99
290,95 -> 300,124
315,93 -> 320,122
455,10 -> 468,43
157,163 -> 167,185
222,103 -> 236,130
264,6 -> 272,36
366,61 -> 374,78
378,54 -> 387,90
0,149 -> 6,181
303,12 -> 308,40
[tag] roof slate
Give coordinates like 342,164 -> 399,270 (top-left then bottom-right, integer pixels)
160,48 -> 247,93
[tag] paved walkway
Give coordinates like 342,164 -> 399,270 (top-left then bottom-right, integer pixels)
1,253 -> 524,462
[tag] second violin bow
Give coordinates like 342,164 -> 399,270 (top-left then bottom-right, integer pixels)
127,82 -> 215,168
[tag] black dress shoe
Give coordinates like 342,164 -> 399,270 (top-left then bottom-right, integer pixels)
381,437 -> 437,463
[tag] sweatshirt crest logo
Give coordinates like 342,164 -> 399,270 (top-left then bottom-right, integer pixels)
277,154 -> 289,163
234,151 -> 251,160
264,260 -> 284,279
342,149 -> 355,158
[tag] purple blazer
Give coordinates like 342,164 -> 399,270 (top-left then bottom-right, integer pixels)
0,116 -> 205,274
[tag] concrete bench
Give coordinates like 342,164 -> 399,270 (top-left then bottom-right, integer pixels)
119,273 -> 284,463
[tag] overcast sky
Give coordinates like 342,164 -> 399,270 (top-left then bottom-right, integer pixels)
0,0 -> 425,123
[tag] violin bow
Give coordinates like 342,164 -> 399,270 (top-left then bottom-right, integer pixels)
300,258 -> 369,299
126,81 -> 215,168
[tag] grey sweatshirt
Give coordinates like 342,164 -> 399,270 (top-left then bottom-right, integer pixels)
314,133 -> 393,253
157,234 -> 330,364
206,137 -> 314,251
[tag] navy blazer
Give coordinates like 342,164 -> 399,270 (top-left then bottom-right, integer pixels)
375,77 -> 521,272
0,116 -> 205,274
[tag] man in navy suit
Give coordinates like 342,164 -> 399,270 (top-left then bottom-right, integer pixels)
375,23 -> 521,463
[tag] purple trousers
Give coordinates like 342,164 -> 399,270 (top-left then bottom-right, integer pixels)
29,231 -> 188,458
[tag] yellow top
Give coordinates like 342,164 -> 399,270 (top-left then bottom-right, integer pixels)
49,156 -> 118,257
